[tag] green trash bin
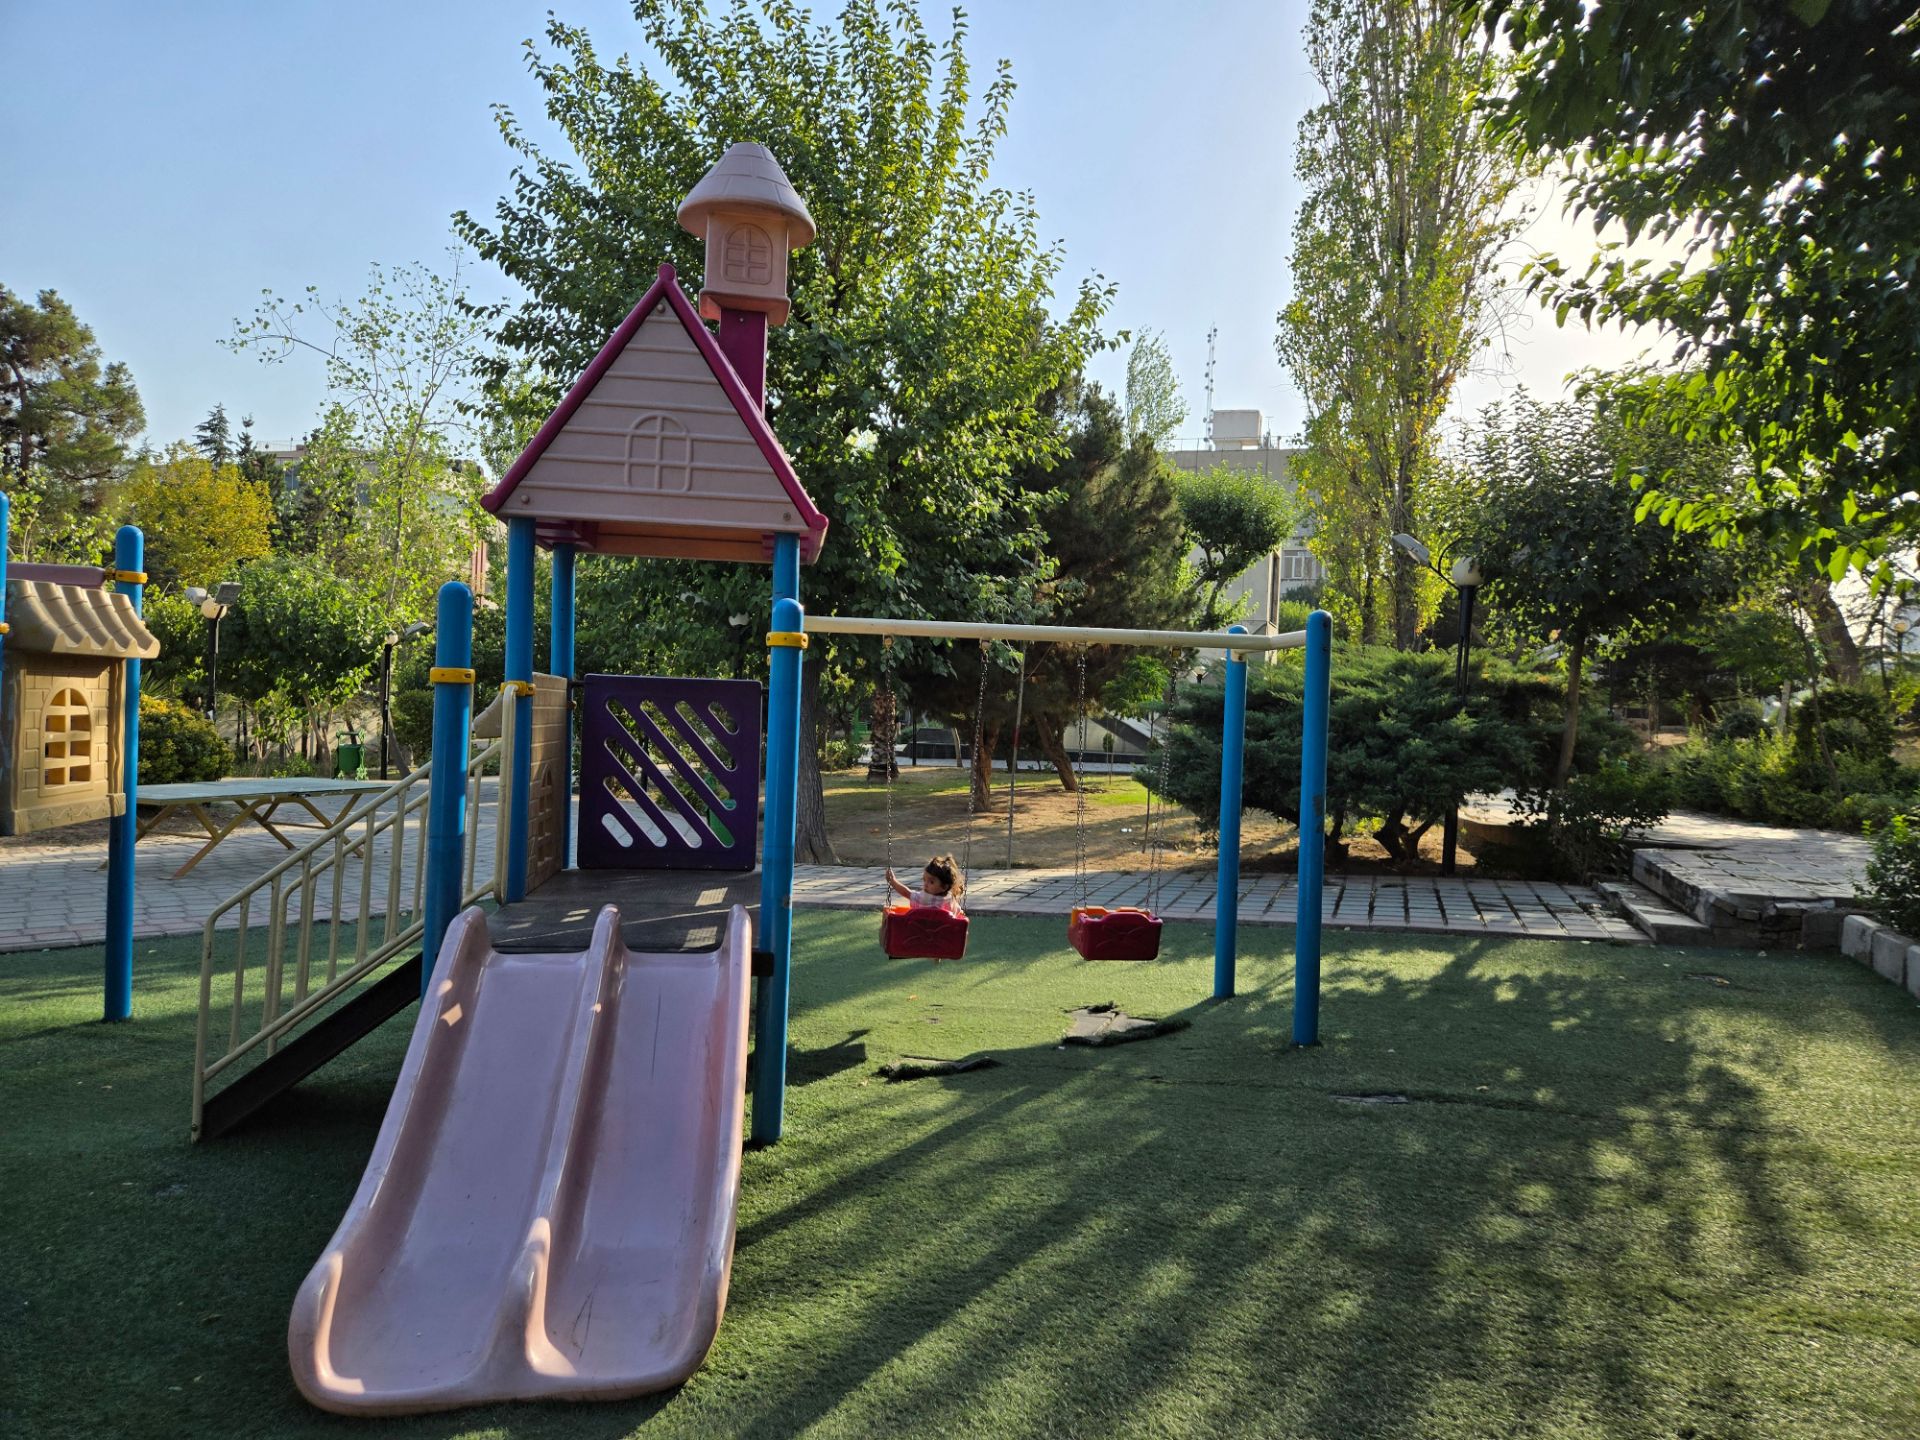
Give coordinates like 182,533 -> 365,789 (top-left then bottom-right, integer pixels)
334,741 -> 366,779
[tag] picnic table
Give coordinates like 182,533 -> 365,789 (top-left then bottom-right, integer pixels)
130,778 -> 393,879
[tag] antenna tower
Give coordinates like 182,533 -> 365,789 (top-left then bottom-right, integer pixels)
1203,325 -> 1218,448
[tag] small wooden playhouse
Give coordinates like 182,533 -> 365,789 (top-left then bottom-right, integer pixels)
0,568 -> 159,835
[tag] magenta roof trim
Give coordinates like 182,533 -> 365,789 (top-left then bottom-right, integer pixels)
480,261 -> 827,561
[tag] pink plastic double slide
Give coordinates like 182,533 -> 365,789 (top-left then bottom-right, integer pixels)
288,902 -> 752,1415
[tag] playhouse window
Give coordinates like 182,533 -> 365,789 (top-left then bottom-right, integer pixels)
43,688 -> 95,788
625,413 -> 694,493
722,223 -> 773,286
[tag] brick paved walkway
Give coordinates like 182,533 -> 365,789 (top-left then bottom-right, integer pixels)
3,780 -> 1672,955
790,866 -> 1645,943
0,787 -> 500,954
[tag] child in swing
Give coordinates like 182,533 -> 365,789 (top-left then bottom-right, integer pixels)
885,854 -> 966,914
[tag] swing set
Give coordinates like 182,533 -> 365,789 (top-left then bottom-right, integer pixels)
805,612 -> 1333,997
873,635 -> 1189,962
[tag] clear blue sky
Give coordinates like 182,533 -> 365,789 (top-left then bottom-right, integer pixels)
1,1 -> 1637,455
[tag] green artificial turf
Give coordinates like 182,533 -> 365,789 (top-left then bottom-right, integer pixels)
4,915 -> 1919,1439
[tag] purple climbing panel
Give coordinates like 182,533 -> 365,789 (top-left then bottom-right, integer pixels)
578,674 -> 762,871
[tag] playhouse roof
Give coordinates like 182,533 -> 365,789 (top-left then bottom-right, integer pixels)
4,579 -> 159,662
479,263 -> 828,565
677,142 -> 816,246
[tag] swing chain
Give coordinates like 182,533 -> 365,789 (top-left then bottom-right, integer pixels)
880,636 -> 896,895
1073,646 -> 1089,908
963,638 -> 989,880
1148,666 -> 1179,914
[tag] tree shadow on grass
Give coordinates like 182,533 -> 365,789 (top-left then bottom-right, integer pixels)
5,917 -> 1917,1439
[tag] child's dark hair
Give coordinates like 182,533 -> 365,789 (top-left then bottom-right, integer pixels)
924,854 -> 965,899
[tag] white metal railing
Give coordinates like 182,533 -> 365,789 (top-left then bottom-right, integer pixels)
191,703 -> 514,1139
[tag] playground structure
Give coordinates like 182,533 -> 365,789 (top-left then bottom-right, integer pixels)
152,144 -> 1332,1413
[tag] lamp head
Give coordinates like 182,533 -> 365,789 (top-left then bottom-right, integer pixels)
199,598 -> 223,620
183,586 -> 209,606
1391,532 -> 1431,568
1449,555 -> 1483,588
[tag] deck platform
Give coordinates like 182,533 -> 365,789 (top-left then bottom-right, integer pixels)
487,867 -> 761,954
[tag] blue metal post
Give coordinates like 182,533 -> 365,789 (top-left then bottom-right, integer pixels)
503,517 -> 535,901
103,526 -> 145,1022
1293,610 -> 1333,1045
1212,625 -> 1249,1000
422,583 -> 475,993
753,539 -> 803,1144
549,542 -> 576,870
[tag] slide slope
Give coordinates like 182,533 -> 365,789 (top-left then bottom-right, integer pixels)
288,902 -> 751,1415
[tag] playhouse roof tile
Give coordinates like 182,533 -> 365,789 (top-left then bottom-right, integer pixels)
4,580 -> 159,661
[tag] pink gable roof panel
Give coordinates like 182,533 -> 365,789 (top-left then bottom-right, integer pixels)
481,264 -> 827,564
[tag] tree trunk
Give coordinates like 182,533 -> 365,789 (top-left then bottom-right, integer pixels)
794,660 -> 836,864
1554,633 -> 1585,789
1390,471 -> 1418,650
1805,583 -> 1862,684
1036,717 -> 1079,791
970,723 -> 1001,813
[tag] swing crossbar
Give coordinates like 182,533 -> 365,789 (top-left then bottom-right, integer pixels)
805,616 -> 1306,652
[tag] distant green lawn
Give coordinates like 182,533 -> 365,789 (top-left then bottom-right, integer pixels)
4,915 -> 1919,1438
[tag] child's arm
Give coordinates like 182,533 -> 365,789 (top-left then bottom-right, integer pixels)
884,867 -> 912,899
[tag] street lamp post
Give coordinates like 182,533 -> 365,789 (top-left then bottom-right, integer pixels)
184,582 -> 241,728
380,621 -> 432,779
1391,533 -> 1481,876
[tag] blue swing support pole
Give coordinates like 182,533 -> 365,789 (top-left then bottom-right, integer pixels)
1213,625 -> 1250,1000
104,525 -> 145,1022
422,582 -> 475,992
753,536 -> 803,1145
1293,609 -> 1333,1045
549,543 -> 577,870
503,517 -> 536,902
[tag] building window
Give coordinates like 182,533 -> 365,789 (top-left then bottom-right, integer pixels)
43,688 -> 94,788
624,413 -> 694,493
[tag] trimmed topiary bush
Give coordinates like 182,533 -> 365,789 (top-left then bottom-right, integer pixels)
138,695 -> 231,785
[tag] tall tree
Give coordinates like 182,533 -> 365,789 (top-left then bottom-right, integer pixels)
905,382 -> 1199,801
0,286 -> 144,561
120,442 -> 274,587
230,256 -> 494,619
1276,0 -> 1523,648
1441,394 -> 1743,785
1465,0 -> 1920,580
455,2 -> 1111,862
1124,331 -> 1187,450
1175,464 -> 1297,628
194,403 -> 233,468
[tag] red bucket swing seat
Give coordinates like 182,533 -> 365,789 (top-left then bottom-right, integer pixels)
1067,905 -> 1163,960
880,903 -> 970,960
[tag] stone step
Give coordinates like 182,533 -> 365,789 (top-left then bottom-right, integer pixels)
1596,879 -> 1715,946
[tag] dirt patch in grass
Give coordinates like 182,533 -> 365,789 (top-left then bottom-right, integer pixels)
823,765 -> 1494,876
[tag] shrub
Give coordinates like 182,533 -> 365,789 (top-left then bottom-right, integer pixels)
1792,685 -> 1895,769
1865,814 -> 1920,935
1515,756 -> 1670,880
1712,701 -> 1767,742
1161,645 -> 1539,864
1660,731 -> 1920,833
820,737 -> 864,771
138,695 -> 230,784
